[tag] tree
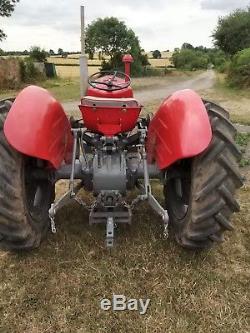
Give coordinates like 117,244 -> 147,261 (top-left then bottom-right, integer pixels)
182,43 -> 194,50
29,46 -> 47,62
213,8 -> 250,55
85,17 -> 146,75
228,48 -> 250,87
98,51 -> 103,60
152,50 -> 162,59
172,49 -> 209,70
0,0 -> 19,41
58,48 -> 64,56
49,49 -> 55,55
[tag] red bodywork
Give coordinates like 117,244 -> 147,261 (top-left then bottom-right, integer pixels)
4,86 -> 73,169
79,97 -> 141,136
82,71 -> 140,136
122,54 -> 134,79
147,89 -> 212,170
87,86 -> 133,98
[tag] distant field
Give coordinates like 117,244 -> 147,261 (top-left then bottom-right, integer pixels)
149,58 -> 172,67
56,65 -> 100,78
48,57 -> 80,65
47,52 -> 173,78
1,53 -> 173,79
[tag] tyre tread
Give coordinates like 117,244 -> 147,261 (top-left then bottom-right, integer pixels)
166,101 -> 243,249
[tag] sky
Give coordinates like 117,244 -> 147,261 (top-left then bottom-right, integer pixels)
1,0 -> 249,52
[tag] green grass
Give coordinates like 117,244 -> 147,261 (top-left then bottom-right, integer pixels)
236,133 -> 250,147
0,78 -> 81,102
42,78 -> 81,101
236,133 -> 250,167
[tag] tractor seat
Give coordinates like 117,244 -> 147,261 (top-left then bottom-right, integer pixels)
79,96 -> 142,136
81,96 -> 140,108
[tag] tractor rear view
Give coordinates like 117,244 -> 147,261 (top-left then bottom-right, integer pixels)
0,52 -> 243,251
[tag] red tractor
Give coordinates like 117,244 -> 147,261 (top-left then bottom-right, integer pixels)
0,55 -> 243,250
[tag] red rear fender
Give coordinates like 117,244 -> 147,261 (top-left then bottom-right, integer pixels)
147,89 -> 212,170
4,86 -> 73,169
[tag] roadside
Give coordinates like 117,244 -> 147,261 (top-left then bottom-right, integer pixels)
200,75 -> 250,126
0,70 -> 198,102
62,70 -> 215,113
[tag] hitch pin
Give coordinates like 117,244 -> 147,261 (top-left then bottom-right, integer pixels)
49,204 -> 57,234
50,217 -> 57,234
163,221 -> 168,239
50,217 -> 56,234
162,212 -> 169,239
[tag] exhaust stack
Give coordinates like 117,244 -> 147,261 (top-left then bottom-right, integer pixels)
122,54 -> 134,81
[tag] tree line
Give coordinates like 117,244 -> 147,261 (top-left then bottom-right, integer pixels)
172,7 -> 250,87
1,1 -> 250,86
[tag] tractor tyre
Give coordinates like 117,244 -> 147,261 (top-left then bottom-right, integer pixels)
0,99 -> 55,251
164,101 -> 244,249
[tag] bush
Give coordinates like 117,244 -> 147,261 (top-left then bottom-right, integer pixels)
228,48 -> 250,87
20,58 -> 46,83
152,50 -> 162,59
101,51 -> 149,77
207,49 -> 227,71
86,17 -> 147,76
172,49 -> 209,70
29,46 -> 48,62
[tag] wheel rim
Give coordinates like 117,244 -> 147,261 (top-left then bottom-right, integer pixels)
24,158 -> 52,220
167,161 -> 192,221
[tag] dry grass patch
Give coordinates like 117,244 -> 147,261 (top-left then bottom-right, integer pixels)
148,58 -> 172,67
55,66 -> 100,79
200,74 -> 250,126
0,177 -> 249,333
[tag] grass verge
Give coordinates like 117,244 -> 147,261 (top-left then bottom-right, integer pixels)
200,73 -> 250,126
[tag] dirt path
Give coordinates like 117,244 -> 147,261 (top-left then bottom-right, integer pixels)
135,69 -> 216,103
63,70 -> 250,134
62,70 -> 216,112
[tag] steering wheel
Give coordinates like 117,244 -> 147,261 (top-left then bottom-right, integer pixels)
88,71 -> 131,91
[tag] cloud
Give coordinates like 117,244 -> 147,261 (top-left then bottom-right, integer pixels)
0,0 -> 232,51
201,0 -> 249,11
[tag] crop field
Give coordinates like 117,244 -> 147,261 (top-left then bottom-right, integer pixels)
148,58 -> 172,67
55,65 -> 100,78
47,53 -> 173,78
